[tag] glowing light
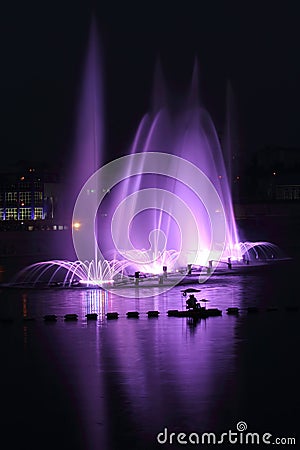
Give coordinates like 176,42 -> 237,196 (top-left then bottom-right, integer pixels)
79,279 -> 114,286
72,222 -> 81,230
13,37 -> 283,291
12,259 -> 129,288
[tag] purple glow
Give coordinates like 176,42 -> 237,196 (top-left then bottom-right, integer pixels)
12,259 -> 128,288
94,62 -> 253,272
12,23 -> 285,289
60,18 -> 104,223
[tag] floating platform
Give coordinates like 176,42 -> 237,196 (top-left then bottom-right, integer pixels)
126,311 -> 140,318
147,310 -> 160,317
64,313 -> 78,321
86,313 -> 98,320
167,308 -> 222,318
1,303 -> 299,326
43,314 -> 57,322
106,312 -> 119,320
226,307 -> 239,315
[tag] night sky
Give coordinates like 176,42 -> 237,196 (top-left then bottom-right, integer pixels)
1,1 -> 300,171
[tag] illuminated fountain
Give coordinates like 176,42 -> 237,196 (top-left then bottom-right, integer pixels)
10,23 -> 286,290
12,259 -> 129,288
90,60 -> 284,277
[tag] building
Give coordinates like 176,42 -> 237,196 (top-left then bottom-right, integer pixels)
0,166 -> 60,226
275,175 -> 300,201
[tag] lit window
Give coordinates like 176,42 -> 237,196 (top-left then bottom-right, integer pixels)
19,192 -> 31,204
6,208 -> 18,220
19,208 -> 31,220
0,208 -> 4,220
34,192 -> 43,203
34,208 -> 43,219
5,192 -> 17,202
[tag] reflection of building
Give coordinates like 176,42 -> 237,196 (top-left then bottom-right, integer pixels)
0,166 -> 60,223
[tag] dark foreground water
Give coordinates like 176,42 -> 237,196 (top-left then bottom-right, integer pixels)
0,261 -> 299,449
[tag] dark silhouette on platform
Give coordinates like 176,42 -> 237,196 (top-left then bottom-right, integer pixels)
186,294 -> 201,310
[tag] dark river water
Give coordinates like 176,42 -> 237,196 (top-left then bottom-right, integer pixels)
0,260 -> 299,449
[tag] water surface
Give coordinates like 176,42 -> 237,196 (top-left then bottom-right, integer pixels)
0,261 -> 298,449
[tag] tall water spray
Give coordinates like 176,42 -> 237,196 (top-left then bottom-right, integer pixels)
12,22 -> 284,290
94,60 -> 242,271
63,19 -> 105,266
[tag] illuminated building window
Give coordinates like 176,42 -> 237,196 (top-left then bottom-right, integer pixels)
277,185 -> 300,200
34,191 -> 43,203
19,208 -> 32,221
34,207 -> 43,219
19,192 -> 31,204
5,192 -> 17,202
0,208 -> 4,220
6,208 -> 18,220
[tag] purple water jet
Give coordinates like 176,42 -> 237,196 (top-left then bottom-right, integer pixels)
11,22 -> 286,290
60,18 -> 104,231
94,61 -> 242,272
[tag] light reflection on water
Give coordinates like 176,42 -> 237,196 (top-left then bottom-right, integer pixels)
1,273 -> 277,320
0,263 -> 298,449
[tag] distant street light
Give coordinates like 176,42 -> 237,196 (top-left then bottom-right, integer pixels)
72,222 -> 81,230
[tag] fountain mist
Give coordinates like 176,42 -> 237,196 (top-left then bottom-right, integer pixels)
12,22 -> 284,289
